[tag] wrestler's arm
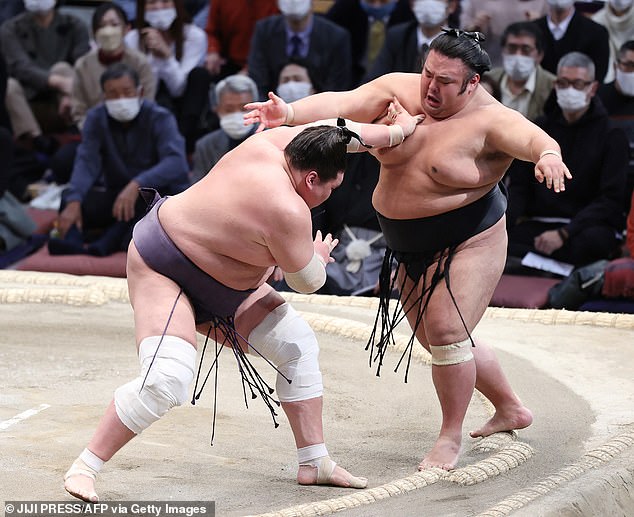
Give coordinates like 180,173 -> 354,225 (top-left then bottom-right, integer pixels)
244,73 -> 418,129
487,107 -> 572,193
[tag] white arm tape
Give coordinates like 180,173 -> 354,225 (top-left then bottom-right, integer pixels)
284,253 -> 327,294
388,124 -> 404,147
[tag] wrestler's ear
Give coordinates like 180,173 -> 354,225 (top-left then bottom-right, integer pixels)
305,171 -> 319,187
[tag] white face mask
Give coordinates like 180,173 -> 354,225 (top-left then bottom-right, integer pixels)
411,0 -> 447,27
24,0 -> 56,13
502,54 -> 536,81
609,0 -> 634,11
95,26 -> 124,52
276,81 -> 313,103
145,7 -> 177,30
278,0 -> 312,21
547,0 -> 574,9
616,68 -> 634,96
106,97 -> 141,122
556,87 -> 588,112
220,111 -> 253,140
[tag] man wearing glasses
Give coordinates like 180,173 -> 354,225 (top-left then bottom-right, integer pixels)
598,40 -> 634,213
506,51 -> 628,269
486,21 -> 556,121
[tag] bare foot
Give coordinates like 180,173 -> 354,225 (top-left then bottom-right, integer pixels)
418,435 -> 461,471
64,473 -> 99,503
297,456 -> 367,488
470,405 -> 533,438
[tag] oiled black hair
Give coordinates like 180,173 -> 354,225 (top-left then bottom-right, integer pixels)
284,126 -> 348,181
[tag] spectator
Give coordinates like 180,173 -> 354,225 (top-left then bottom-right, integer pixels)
203,0 -> 279,80
0,0 -> 90,152
0,0 -> 24,26
114,0 -> 136,22
325,0 -> 415,86
478,72 -> 501,100
50,63 -> 189,257
248,0 -> 352,99
506,51 -> 628,270
592,0 -> 634,83
460,0 -> 548,67
275,58 -> 321,103
365,0 -> 457,81
125,0 -> 208,152
190,75 -> 259,183
533,0 -> 610,83
485,21 -> 556,120
597,40 -> 634,213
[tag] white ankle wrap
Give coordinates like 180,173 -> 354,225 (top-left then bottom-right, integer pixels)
79,448 -> 104,473
114,336 -> 196,434
430,338 -> 474,366
297,443 -> 329,464
248,303 -> 323,402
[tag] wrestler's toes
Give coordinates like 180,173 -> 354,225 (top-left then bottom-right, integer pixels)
417,461 -> 454,472
64,476 -> 99,503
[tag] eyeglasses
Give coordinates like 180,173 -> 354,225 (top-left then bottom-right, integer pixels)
617,60 -> 634,72
503,44 -> 537,56
554,78 -> 593,90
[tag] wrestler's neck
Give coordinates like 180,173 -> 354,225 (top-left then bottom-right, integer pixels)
284,158 -> 300,189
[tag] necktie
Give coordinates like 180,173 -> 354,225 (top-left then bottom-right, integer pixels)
290,34 -> 302,58
367,19 -> 386,66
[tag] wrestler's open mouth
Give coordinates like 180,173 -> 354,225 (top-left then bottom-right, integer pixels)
426,95 -> 440,107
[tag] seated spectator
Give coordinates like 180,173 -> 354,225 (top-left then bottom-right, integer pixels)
114,0 -> 136,22
190,75 -> 259,183
326,0 -> 415,86
460,0 -> 547,67
0,0 -> 90,154
365,0 -> 457,81
50,63 -> 189,257
125,0 -> 208,152
533,0 -> 610,83
506,51 -> 628,271
485,21 -> 556,121
275,58 -> 321,103
49,2 -> 157,185
203,0 -> 279,80
592,0 -> 634,83
248,0 -> 352,99
597,40 -> 634,213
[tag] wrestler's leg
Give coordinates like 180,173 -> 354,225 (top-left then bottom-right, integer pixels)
64,242 -> 198,502
235,284 -> 366,488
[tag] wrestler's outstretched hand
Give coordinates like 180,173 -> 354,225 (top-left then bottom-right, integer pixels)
314,230 -> 338,264
244,91 -> 288,132
534,152 -> 572,193
390,97 -> 425,136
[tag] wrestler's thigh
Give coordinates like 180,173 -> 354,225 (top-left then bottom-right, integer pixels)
422,217 -> 507,344
234,283 -> 286,337
127,242 -> 197,347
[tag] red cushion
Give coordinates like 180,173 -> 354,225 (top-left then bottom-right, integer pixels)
601,257 -> 634,299
490,274 -> 560,309
16,246 -> 127,277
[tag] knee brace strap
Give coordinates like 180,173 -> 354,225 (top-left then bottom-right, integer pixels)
248,303 -> 323,403
114,335 -> 196,434
430,338 -> 474,366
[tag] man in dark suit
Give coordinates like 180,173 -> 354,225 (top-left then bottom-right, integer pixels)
533,0 -> 610,83
326,0 -> 415,86
364,0 -> 456,82
247,0 -> 352,99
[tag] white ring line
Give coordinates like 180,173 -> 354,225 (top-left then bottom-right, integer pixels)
0,404 -> 51,430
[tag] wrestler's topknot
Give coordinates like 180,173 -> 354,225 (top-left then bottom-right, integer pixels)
284,126 -> 347,181
431,28 -> 491,76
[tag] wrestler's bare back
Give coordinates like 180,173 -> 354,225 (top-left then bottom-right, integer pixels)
157,127 -> 311,290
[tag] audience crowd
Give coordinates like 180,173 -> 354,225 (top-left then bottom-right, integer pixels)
1,0 -> 633,311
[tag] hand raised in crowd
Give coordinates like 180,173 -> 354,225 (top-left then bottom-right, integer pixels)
112,181 -> 140,222
313,230 -> 338,265
534,152 -> 572,193
141,27 -> 171,59
244,91 -> 290,132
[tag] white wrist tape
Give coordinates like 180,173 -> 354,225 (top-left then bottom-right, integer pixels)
114,335 -> 196,434
285,103 -> 295,125
388,124 -> 405,147
283,253 -> 327,294
248,303 -> 323,402
539,149 -> 561,160
430,338 -> 474,366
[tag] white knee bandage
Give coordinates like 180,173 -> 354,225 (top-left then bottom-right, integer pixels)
430,338 -> 474,366
248,303 -> 323,402
114,335 -> 196,434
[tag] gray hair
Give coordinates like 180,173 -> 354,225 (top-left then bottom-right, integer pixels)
213,75 -> 259,106
557,52 -> 595,80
